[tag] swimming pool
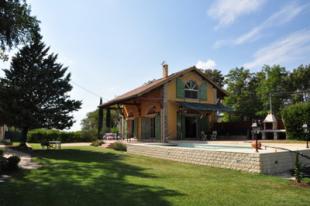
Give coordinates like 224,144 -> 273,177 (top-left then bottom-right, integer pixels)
148,142 -> 256,153
127,142 -> 310,174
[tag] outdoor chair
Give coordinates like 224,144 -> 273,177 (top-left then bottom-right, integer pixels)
210,131 -> 217,140
201,131 -> 208,141
41,141 -> 52,150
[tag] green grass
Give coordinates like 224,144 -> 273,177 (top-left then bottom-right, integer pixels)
1,146 -> 310,206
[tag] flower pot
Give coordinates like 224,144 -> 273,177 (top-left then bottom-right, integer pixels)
251,141 -> 262,150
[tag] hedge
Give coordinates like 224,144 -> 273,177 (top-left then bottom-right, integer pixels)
27,129 -> 97,143
281,102 -> 310,140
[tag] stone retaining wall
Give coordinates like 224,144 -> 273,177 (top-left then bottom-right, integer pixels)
127,144 -> 310,174
260,150 -> 310,174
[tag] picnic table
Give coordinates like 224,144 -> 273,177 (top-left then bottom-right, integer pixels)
41,140 -> 61,149
49,141 -> 61,149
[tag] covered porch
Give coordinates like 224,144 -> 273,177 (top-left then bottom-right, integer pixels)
176,102 -> 233,140
99,85 -> 165,142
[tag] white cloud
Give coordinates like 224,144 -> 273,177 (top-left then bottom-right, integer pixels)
208,0 -> 265,29
243,30 -> 310,69
196,59 -> 217,70
214,2 -> 307,48
235,2 -> 306,45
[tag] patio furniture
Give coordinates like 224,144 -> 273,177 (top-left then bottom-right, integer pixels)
49,141 -> 61,149
201,131 -> 208,141
210,131 -> 217,140
41,140 -> 61,150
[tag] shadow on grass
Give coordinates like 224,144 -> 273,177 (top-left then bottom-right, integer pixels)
0,149 -> 183,206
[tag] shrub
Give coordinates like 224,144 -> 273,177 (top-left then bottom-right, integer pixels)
80,130 -> 97,142
5,129 -> 22,142
108,142 -> 127,151
0,139 -> 12,145
281,102 -> 310,139
111,127 -> 119,133
90,140 -> 104,147
0,157 -> 7,173
6,156 -> 20,171
0,155 -> 20,173
27,129 -> 97,143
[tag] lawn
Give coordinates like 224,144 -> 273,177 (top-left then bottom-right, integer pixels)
1,146 -> 310,206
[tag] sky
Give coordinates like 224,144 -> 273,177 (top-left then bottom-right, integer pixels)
1,0 -> 310,130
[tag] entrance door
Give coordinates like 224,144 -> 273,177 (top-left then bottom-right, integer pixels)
141,117 -> 156,139
185,116 -> 198,138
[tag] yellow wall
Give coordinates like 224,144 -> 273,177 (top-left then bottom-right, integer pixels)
166,71 -> 217,139
123,71 -> 219,140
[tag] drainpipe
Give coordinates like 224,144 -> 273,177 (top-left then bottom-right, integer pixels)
161,83 -> 168,142
161,63 -> 169,142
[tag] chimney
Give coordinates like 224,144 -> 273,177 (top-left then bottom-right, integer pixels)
162,63 -> 168,78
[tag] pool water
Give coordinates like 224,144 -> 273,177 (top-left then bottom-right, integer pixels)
149,142 -> 257,152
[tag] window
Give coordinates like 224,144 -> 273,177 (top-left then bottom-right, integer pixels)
184,80 -> 198,99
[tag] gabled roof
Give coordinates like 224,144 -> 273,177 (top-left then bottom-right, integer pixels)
263,112 -> 277,123
100,66 -> 227,108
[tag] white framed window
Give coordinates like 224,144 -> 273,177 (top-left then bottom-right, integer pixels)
184,80 -> 198,99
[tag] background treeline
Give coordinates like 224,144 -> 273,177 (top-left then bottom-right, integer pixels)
204,64 -> 310,139
205,64 -> 310,121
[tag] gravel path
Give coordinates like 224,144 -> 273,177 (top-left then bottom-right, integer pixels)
61,142 -> 91,147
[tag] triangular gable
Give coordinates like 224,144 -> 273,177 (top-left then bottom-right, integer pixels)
100,66 -> 227,108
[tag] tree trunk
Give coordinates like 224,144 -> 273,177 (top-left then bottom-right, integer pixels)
20,127 -> 28,146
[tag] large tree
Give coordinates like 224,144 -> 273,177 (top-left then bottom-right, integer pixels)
255,65 -> 289,116
203,69 -> 225,88
224,67 -> 262,121
0,32 -> 81,145
288,64 -> 310,103
0,0 -> 39,57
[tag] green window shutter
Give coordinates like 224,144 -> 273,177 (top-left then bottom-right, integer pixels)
155,114 -> 161,139
199,82 -> 207,100
177,113 -> 186,139
176,78 -> 184,98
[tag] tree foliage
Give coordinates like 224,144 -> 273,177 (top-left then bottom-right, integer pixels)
255,65 -> 290,116
288,64 -> 310,103
281,102 -> 310,139
0,0 -> 39,51
224,64 -> 310,122
0,32 -> 81,144
81,108 -> 119,137
203,69 -> 225,87
224,67 -> 262,121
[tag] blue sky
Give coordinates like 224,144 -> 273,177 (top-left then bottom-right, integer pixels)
1,0 -> 310,130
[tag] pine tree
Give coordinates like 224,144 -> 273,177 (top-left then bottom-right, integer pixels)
0,32 -> 81,145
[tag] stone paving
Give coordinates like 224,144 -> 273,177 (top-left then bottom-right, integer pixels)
3,148 -> 41,170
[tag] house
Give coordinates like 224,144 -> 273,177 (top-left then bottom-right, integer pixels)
100,64 -> 230,141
